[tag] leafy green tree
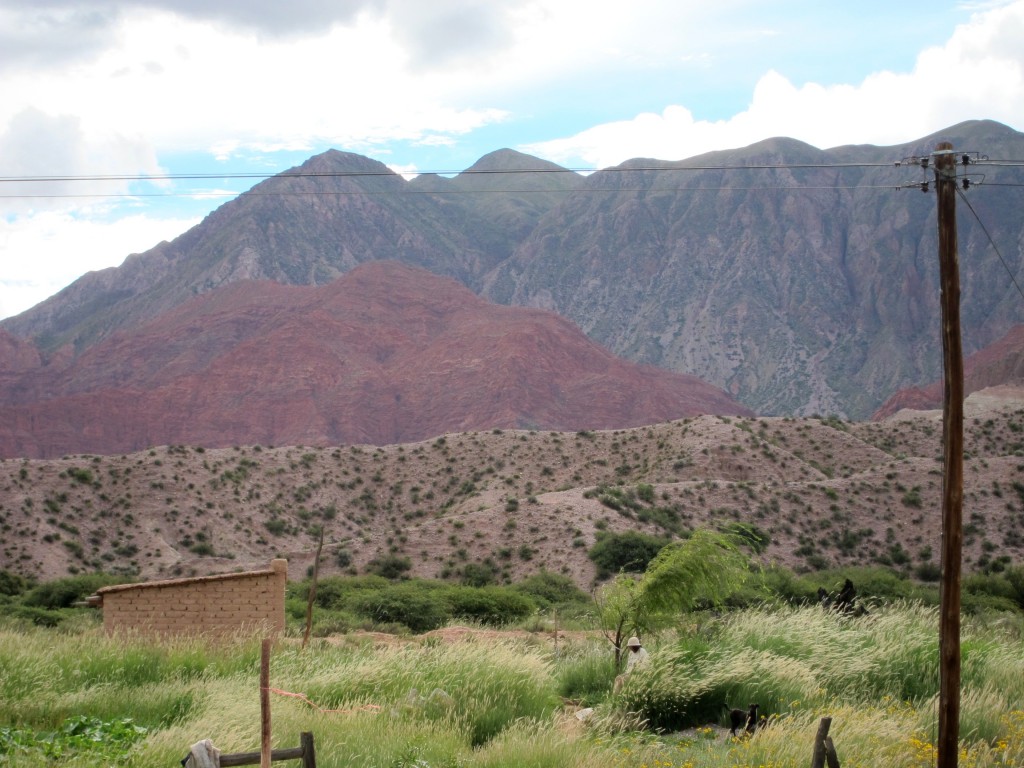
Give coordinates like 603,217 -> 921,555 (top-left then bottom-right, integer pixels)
595,529 -> 750,667
595,573 -> 648,669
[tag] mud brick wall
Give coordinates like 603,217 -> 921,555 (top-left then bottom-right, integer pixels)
94,559 -> 287,636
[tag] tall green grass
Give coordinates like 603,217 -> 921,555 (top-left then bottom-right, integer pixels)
2,604 -> 1024,767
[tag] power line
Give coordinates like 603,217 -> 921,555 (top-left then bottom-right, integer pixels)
0,160 -> 902,185
0,156 -> 1017,200
0,182 -> 911,200
956,185 -> 1024,304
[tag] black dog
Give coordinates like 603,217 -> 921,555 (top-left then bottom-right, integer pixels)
728,703 -> 759,736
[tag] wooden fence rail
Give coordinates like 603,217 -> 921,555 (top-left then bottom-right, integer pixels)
198,732 -> 316,768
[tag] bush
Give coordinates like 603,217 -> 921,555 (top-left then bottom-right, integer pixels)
297,574 -> 391,610
23,573 -> 126,610
513,571 -> 590,608
588,531 -> 670,579
914,561 -> 942,582
0,569 -> 31,597
460,561 -> 499,587
6,604 -> 69,627
755,564 -> 820,605
365,554 -> 412,580
351,584 -> 447,633
1004,565 -> 1024,609
964,572 -> 1018,605
334,547 -> 352,569
447,586 -> 536,626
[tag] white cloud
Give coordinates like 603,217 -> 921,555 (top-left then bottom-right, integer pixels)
0,211 -> 199,320
2,0 -> 1022,323
0,9 -> 512,160
0,107 -> 163,212
523,1 -> 1024,167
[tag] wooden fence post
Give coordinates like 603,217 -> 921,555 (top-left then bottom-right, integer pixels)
810,717 -> 832,768
300,731 -> 316,768
261,638 -> 272,768
824,735 -> 841,768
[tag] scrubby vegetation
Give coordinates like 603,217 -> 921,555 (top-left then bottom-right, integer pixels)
5,404 -> 1024,590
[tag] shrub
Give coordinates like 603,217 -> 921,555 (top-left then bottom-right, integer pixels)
447,586 -> 536,626
67,467 -> 95,486
1003,565 -> 1024,609
264,518 -> 287,535
23,573 -> 125,610
636,483 -> 655,504
296,574 -> 390,610
6,604 -> 69,627
588,531 -> 670,579
350,584 -> 447,633
334,547 -> 352,569
366,554 -> 412,580
513,571 -> 590,608
0,570 -> 31,597
460,561 -> 499,587
964,572 -> 1018,605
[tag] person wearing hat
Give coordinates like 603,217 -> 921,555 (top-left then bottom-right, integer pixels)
624,636 -> 649,672
614,636 -> 650,694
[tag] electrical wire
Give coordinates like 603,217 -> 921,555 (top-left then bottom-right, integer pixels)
0,183 -> 910,200
0,160 -> 898,185
956,186 -> 1024,304
0,158 -> 1016,201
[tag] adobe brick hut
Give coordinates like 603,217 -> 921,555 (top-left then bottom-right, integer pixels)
88,559 -> 288,636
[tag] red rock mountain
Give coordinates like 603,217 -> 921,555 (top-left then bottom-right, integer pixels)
872,323 -> 1024,418
5,122 -> 1024,420
0,262 -> 751,458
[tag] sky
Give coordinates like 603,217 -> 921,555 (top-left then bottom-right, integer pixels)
2,0 -> 1023,321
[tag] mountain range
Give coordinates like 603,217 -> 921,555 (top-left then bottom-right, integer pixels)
2,119 -> 1024,459
0,262 -> 748,458
3,121 -> 1024,584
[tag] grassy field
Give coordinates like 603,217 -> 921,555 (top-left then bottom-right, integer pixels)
1,603 -> 1023,767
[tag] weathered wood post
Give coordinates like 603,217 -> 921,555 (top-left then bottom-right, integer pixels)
303,529 -> 325,650
934,141 -> 964,768
300,732 -> 316,768
810,716 -> 832,768
261,638 -> 272,768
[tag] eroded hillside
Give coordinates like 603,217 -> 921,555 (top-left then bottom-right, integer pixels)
2,389 -> 1023,588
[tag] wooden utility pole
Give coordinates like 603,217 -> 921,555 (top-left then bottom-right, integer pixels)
934,141 -> 964,768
